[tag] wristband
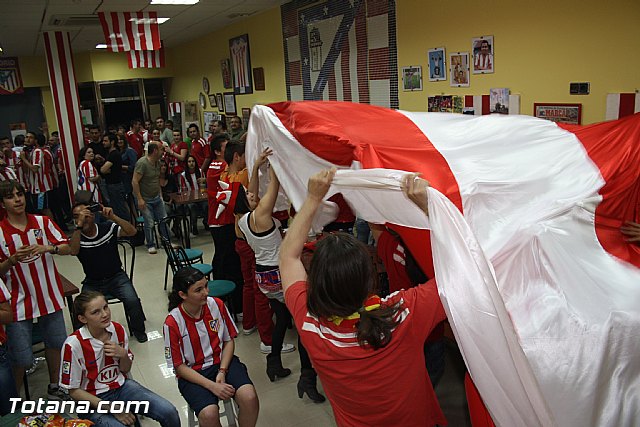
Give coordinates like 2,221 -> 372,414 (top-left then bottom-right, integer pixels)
218,367 -> 228,375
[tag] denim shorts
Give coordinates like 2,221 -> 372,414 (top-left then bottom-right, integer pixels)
6,310 -> 67,367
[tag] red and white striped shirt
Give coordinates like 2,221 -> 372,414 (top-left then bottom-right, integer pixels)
0,166 -> 17,182
77,160 -> 101,203
179,171 -> 199,192
30,147 -> 55,193
0,279 -> 10,345
0,215 -> 68,321
9,150 -> 29,191
125,131 -> 144,158
163,297 -> 237,373
190,138 -> 210,170
60,321 -> 133,396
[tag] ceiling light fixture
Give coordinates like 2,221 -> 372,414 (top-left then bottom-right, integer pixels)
95,44 -> 107,49
150,0 -> 199,5
128,17 -> 170,24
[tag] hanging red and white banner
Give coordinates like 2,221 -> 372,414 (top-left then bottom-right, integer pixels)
606,92 -> 640,120
168,102 -> 181,117
98,11 -> 161,52
43,31 -> 83,205
0,57 -> 24,95
128,41 -> 165,69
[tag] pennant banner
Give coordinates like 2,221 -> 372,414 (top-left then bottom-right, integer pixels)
128,41 -> 165,69
606,92 -> 640,120
0,57 -> 24,95
98,11 -> 161,52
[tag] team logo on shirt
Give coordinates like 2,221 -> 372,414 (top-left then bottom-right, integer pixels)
97,364 -> 120,384
164,347 -> 171,359
32,229 -> 43,240
209,319 -> 219,332
62,361 -> 71,375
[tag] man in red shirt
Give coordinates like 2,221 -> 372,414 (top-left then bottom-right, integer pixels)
189,124 -> 211,175
126,119 -> 145,158
0,179 -> 72,399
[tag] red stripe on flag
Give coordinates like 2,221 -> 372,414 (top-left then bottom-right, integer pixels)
282,8 -> 298,38
482,95 -> 490,115
137,12 -> 147,51
150,12 -> 161,51
367,0 -> 389,17
355,10 -> 370,103
328,68 -> 337,101
341,37 -> 352,102
289,61 -> 302,85
368,47 -> 389,80
619,93 -> 636,118
110,12 -> 122,52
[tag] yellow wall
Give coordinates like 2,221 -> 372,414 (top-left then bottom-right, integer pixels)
167,7 -> 286,125
17,0 -> 640,126
397,0 -> 640,123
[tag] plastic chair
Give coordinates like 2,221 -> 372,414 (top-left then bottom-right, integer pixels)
160,236 -> 213,290
104,239 -> 143,334
207,280 -> 237,320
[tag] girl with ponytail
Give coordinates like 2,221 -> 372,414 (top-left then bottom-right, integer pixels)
279,169 -> 448,427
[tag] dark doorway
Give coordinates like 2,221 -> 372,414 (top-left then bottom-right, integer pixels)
103,100 -> 144,130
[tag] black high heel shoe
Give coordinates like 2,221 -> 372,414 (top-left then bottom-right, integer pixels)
297,368 -> 326,403
266,353 -> 292,382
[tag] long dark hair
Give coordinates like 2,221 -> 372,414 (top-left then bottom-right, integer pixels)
186,155 -> 201,178
168,266 -> 205,311
308,233 -> 400,349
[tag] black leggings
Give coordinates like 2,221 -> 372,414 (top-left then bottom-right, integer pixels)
268,298 -> 312,370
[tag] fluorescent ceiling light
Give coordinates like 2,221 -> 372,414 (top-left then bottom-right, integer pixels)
95,44 -> 107,49
150,0 -> 199,4
128,17 -> 170,24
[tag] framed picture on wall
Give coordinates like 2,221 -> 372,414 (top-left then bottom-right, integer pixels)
223,92 -> 237,115
428,47 -> 446,81
253,67 -> 265,91
209,94 -> 217,108
472,35 -> 494,74
216,93 -> 224,112
534,103 -> 582,124
229,34 -> 253,95
221,59 -> 232,89
242,107 -> 251,125
402,66 -> 422,91
449,52 -> 470,87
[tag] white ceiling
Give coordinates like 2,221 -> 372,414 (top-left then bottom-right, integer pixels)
0,0 -> 285,57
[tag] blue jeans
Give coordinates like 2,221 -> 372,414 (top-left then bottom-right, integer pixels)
0,345 -> 18,416
86,379 -> 180,427
6,310 -> 67,367
140,195 -> 169,248
82,271 -> 146,335
106,182 -> 130,222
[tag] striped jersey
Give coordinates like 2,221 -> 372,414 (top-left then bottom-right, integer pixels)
179,171 -> 199,192
190,138 -> 210,169
163,297 -> 237,373
0,215 -> 68,320
30,147 -> 55,193
60,321 -> 133,396
0,166 -> 17,182
0,279 -> 10,345
77,160 -> 101,203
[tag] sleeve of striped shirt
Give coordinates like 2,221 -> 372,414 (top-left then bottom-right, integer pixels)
163,317 -> 184,370
43,216 -> 69,246
218,299 -> 237,341
60,340 -> 83,390
115,322 -> 134,361
33,149 -> 42,167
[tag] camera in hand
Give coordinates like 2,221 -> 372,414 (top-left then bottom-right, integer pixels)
88,203 -> 102,213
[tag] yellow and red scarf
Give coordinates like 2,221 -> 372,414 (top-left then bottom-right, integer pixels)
327,295 -> 382,327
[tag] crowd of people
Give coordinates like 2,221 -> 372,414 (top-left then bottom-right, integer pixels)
2,113 -> 638,427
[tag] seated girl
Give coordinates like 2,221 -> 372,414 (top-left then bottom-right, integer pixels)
163,267 -> 259,427
60,290 -> 180,427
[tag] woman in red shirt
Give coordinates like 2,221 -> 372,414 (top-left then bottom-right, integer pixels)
280,169 -> 447,427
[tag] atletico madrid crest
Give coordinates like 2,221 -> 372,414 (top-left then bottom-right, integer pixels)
0,57 -> 24,95
209,319 -> 219,332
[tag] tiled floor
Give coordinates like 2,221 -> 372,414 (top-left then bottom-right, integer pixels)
25,230 -> 472,426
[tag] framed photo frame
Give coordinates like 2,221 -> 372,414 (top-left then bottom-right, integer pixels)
428,47 -> 446,82
472,35 -> 494,74
208,94 -> 217,108
253,67 -> 265,91
242,107 -> 251,125
223,92 -> 237,115
533,103 -> 582,124
202,77 -> 210,94
220,59 -> 232,89
229,34 -> 253,95
216,93 -> 224,112
402,66 -> 423,91
449,52 -> 470,87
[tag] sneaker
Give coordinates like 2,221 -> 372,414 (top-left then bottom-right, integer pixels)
148,246 -> 158,254
48,384 -> 71,401
260,342 -> 295,354
242,326 -> 257,336
134,331 -> 148,343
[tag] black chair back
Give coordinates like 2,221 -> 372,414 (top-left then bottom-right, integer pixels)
117,239 -> 136,281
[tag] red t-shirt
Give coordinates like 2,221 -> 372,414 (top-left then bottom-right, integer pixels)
125,131 -> 144,158
191,138 -> 210,170
376,230 -> 413,293
285,280 -> 447,427
168,141 -> 188,175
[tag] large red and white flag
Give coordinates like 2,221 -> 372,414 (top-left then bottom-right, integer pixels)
98,11 -> 161,52
247,102 -> 640,427
128,42 -> 165,69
